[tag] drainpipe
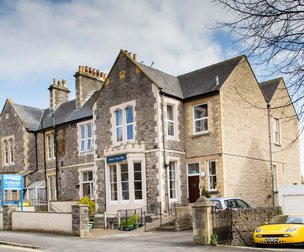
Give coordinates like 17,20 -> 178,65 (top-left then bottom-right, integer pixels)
160,92 -> 169,213
43,128 -> 48,209
52,113 -> 59,200
267,103 -> 275,206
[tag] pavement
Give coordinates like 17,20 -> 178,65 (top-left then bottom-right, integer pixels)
0,229 -> 303,252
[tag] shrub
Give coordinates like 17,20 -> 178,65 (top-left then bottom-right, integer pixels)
130,214 -> 139,224
201,186 -> 210,198
210,234 -> 218,246
79,196 -> 96,217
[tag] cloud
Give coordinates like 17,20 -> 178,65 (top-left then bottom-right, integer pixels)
0,0 -> 234,108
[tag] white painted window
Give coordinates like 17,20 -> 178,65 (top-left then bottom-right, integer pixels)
187,163 -> 200,175
47,174 -> 57,201
126,106 -> 134,141
274,118 -> 280,145
134,163 -> 143,200
272,165 -> 278,192
167,104 -> 175,137
78,122 -> 93,154
46,132 -> 55,160
9,139 -> 14,164
109,165 -> 118,201
120,164 -> 129,200
111,101 -> 136,145
207,161 -> 217,191
4,140 -> 9,165
108,161 -> 144,204
169,162 -> 177,199
116,109 -> 123,142
193,104 -> 208,134
82,171 -> 94,200
115,107 -> 134,143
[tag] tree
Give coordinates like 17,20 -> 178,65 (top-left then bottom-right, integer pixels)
216,0 -> 304,117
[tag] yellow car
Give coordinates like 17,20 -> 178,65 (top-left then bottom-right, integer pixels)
254,215 -> 304,247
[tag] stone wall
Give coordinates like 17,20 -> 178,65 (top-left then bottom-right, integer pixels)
221,58 -> 271,206
0,102 -> 29,173
230,207 -> 281,246
175,205 -> 192,231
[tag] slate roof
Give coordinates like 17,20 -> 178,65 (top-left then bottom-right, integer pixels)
177,55 -> 244,99
138,63 -> 183,99
13,104 -> 44,131
6,53 -> 264,132
38,90 -> 99,130
259,78 -> 282,103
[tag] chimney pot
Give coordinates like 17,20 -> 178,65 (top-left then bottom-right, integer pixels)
85,66 -> 89,73
53,79 -> 56,86
128,52 -> 132,57
89,67 -> 92,73
96,70 -> 100,76
133,54 -> 137,61
79,66 -> 82,72
93,68 -> 96,76
62,80 -> 66,87
57,81 -> 61,86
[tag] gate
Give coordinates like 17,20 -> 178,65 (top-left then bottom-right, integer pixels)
212,207 -> 232,244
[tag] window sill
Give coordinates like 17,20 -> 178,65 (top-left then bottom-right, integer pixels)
274,143 -> 281,147
208,190 -> 219,194
192,132 -> 210,138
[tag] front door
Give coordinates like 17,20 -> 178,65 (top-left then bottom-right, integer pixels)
188,176 -> 200,203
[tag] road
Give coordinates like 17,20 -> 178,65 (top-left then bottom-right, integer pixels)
0,230 -> 303,252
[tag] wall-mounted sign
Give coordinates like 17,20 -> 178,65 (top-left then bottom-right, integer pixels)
200,171 -> 206,178
106,154 -> 127,164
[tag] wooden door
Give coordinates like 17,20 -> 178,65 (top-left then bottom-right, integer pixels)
188,176 -> 200,203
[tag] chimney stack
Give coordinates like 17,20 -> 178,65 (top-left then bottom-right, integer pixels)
74,65 -> 105,108
49,79 -> 70,112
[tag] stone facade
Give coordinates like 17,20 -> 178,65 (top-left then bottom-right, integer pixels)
0,51 -> 300,218
0,101 -> 36,175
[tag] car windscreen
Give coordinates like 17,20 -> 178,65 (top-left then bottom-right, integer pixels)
269,215 -> 304,224
210,200 -> 221,209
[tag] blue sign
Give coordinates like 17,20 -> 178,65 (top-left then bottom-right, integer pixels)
1,174 -> 24,211
107,154 -> 127,164
2,175 -> 23,190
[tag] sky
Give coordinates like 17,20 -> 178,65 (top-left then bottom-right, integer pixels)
0,0 -> 303,175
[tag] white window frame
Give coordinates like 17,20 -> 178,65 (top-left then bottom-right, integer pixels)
105,154 -> 146,214
168,161 -> 177,200
9,139 -> 14,164
46,132 -> 55,160
166,104 -> 175,137
193,103 -> 208,135
81,170 -> 94,200
78,121 -> 94,155
4,140 -> 9,165
272,165 -> 278,192
47,174 -> 57,201
274,118 -> 280,145
133,162 -> 143,201
110,100 -> 136,145
207,160 -> 217,192
187,162 -> 200,176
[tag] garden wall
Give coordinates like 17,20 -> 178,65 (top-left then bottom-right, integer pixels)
12,212 -> 73,234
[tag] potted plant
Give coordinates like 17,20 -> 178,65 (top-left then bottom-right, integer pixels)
79,196 -> 96,231
121,218 -> 134,231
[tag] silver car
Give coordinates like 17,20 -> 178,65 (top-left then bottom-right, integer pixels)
209,197 -> 251,212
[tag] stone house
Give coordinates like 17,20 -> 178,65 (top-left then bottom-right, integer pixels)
0,49 -> 301,214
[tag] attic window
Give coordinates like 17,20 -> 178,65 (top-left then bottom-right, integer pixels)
5,113 -> 9,119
